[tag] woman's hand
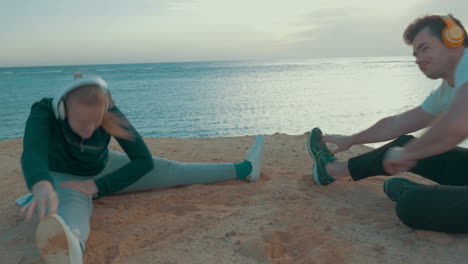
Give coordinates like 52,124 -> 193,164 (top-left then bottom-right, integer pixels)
22,180 -> 58,221
60,180 -> 98,196
322,134 -> 355,153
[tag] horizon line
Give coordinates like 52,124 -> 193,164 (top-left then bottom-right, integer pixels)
0,54 -> 412,69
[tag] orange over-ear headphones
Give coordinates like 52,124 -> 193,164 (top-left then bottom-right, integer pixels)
440,15 -> 465,48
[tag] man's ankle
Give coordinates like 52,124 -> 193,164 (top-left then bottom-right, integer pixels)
325,161 -> 336,178
326,161 -> 349,179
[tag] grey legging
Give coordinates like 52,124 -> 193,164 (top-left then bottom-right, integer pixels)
50,151 -> 237,248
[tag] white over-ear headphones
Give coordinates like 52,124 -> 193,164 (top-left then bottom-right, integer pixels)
52,76 -> 109,120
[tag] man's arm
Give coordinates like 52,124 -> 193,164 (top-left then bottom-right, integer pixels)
351,106 -> 435,145
403,83 -> 468,160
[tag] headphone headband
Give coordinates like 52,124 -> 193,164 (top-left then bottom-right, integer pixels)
52,76 -> 109,120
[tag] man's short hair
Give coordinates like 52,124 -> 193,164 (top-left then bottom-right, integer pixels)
403,14 -> 468,47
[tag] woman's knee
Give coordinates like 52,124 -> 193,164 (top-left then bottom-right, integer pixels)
56,186 -> 92,200
55,186 -> 93,214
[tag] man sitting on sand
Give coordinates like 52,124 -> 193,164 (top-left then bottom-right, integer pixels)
308,14 -> 468,233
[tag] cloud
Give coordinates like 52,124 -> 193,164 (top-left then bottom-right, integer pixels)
0,0 -> 191,20
410,0 -> 468,18
263,1 -> 467,59
2,0 -> 467,67
265,6 -> 413,58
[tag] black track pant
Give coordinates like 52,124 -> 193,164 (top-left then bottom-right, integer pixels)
348,135 -> 468,233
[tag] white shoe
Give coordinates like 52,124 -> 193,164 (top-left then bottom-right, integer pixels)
36,214 -> 83,264
245,135 -> 265,182
15,193 -> 33,206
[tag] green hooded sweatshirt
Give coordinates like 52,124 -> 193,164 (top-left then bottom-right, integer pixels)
21,98 -> 154,197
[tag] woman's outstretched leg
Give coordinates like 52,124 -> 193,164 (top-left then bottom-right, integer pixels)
35,172 -> 92,264
102,135 -> 265,193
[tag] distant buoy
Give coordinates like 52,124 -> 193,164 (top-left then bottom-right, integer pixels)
74,72 -> 82,79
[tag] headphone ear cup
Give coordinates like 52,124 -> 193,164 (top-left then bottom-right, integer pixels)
443,28 -> 464,48
441,16 -> 465,48
58,100 -> 66,120
105,93 -> 112,111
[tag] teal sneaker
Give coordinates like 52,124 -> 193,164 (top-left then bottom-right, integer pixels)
383,178 -> 421,202
308,128 -> 337,185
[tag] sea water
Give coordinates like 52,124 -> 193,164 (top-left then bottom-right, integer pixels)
0,57 -> 439,147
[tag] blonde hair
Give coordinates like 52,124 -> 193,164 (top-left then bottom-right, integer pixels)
65,85 -> 135,140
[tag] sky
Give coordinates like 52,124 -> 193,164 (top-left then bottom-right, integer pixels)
1,0 -> 467,67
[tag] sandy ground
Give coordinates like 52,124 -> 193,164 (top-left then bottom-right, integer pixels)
1,134 -> 468,264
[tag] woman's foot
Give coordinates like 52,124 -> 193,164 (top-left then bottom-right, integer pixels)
245,135 -> 265,182
36,214 -> 83,264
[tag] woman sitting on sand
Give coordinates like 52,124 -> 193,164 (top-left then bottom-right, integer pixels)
19,73 -> 264,264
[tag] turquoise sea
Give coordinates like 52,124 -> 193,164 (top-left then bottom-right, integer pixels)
0,57 -> 437,144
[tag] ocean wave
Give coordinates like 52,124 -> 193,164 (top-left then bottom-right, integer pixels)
38,70 -> 63,73
0,72 -> 14,74
362,61 -> 413,64
18,70 -> 63,74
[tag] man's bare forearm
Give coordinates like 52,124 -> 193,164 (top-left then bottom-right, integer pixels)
351,116 -> 400,145
350,107 -> 434,145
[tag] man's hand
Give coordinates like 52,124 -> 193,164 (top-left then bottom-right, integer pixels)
22,180 -> 58,222
383,147 -> 416,175
322,134 -> 354,153
60,180 -> 98,196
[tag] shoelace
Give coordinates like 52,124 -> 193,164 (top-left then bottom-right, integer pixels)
311,144 -> 335,183
319,141 -> 330,154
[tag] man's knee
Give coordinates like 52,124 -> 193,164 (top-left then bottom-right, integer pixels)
395,190 -> 423,229
394,135 -> 416,146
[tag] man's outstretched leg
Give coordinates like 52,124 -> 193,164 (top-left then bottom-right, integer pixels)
308,128 -> 468,186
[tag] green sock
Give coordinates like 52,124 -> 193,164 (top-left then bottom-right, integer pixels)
234,160 -> 253,180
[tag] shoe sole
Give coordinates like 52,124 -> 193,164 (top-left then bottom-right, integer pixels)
36,215 -> 73,264
312,162 -> 324,185
383,179 -> 397,201
307,128 -> 317,159
309,129 -> 327,185
246,135 -> 264,182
